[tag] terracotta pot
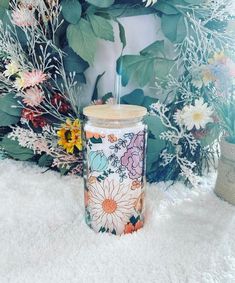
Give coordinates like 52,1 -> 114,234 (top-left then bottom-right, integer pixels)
215,138 -> 235,205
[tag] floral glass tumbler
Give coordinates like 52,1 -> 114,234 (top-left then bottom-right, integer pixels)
83,105 -> 147,235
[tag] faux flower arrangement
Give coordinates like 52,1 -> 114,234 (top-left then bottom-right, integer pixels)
0,0 -> 234,185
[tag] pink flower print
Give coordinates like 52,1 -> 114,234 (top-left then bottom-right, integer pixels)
121,131 -> 145,180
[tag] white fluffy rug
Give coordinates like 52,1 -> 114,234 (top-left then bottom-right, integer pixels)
0,160 -> 234,283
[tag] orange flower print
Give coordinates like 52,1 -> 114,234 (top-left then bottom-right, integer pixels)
124,223 -> 135,234
131,180 -> 142,190
108,134 -> 118,143
88,179 -> 139,235
86,131 -> 105,139
135,220 -> 144,231
124,220 -> 144,234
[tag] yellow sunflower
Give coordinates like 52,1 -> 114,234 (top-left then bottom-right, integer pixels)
57,118 -> 82,153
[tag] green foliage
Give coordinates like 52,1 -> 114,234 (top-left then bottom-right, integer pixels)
154,1 -> 178,15
117,40 -> 175,87
145,114 -> 167,174
91,72 -> 105,101
0,93 -> 21,116
88,14 -> 114,41
140,40 -> 165,57
0,110 -> 20,126
67,19 -> 97,65
121,89 -> 145,105
63,46 -> 89,74
121,89 -> 158,110
0,93 -> 21,127
161,14 -> 186,43
0,136 -> 34,161
38,154 -> 53,167
116,21 -> 126,49
117,55 -> 154,87
0,0 -> 9,9
86,0 -> 114,8
61,0 -> 82,24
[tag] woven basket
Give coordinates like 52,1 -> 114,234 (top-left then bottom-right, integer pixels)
215,138 -> 235,205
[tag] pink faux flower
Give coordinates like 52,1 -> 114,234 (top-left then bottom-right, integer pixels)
12,7 -> 37,27
22,70 -> 47,88
23,86 -> 44,107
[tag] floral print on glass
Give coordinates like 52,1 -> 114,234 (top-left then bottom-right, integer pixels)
84,125 -> 147,235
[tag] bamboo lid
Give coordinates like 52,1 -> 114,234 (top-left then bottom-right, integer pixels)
83,105 -> 147,120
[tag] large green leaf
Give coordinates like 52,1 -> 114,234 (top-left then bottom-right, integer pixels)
0,110 -> 20,126
0,92 -> 21,116
184,0 -> 202,4
86,0 -> 114,8
117,55 -> 154,87
155,59 -> 175,79
161,14 -> 187,43
145,115 -> 166,173
0,0 -> 9,9
0,136 -> 34,161
88,14 -> 114,42
117,54 -> 174,87
144,115 -> 166,139
67,19 -> 97,65
121,89 -> 145,106
61,0 -> 81,24
63,46 -> 89,73
154,1 -> 179,15
140,40 -> 165,57
146,138 -> 165,174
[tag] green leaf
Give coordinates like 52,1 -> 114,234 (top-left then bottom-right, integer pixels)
117,21 -> 126,49
0,110 -> 20,126
92,72 -> 105,101
38,154 -> 53,167
140,40 -> 165,57
61,0 -> 81,24
0,136 -> 34,161
161,14 -> 186,43
154,1 -> 179,15
117,55 -> 154,87
184,0 -> 202,4
144,115 -> 166,139
74,73 -> 86,84
121,89 -> 145,106
142,96 -> 158,111
0,0 -> 9,9
146,138 -> 164,173
107,4 -> 155,18
0,93 -> 21,116
63,46 -> 89,73
67,19 -> 97,65
88,14 -> 114,42
90,137 -> 102,144
155,59 -> 175,79
86,0 -> 114,8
